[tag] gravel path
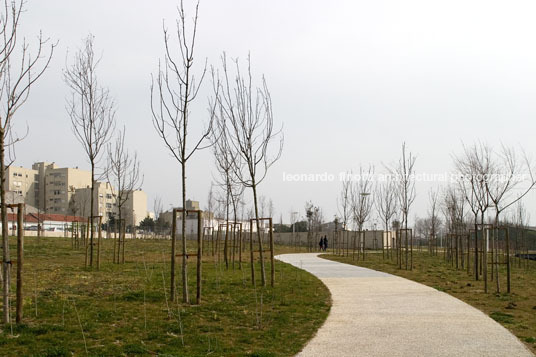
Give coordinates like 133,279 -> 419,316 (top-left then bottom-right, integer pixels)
276,253 -> 533,357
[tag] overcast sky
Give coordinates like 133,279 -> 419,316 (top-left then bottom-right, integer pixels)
12,0 -> 536,225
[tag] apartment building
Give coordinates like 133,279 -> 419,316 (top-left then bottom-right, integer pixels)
71,181 -> 115,220
121,189 -> 147,227
5,166 -> 38,205
44,165 -> 92,215
3,161 -> 148,226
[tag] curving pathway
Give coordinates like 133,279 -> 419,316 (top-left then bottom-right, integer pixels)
276,253 -> 533,357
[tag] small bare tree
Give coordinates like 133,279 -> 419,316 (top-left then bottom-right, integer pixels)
107,128 -> 143,264
427,188 -> 441,256
351,166 -> 374,259
442,186 -> 466,267
65,34 -> 115,268
0,0 -> 54,324
395,143 -> 416,270
150,0 -> 214,303
213,53 -> 283,287
485,145 -> 535,293
375,178 -> 398,258
454,142 -> 492,283
338,172 -> 352,255
153,196 -> 163,237
211,107 -> 242,269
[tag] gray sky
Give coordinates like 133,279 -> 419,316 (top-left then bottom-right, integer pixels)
12,0 -> 536,225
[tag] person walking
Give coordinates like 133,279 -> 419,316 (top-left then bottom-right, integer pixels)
323,235 -> 328,251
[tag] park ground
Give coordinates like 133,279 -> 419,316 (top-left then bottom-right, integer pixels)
0,237 -> 330,356
324,249 -> 536,354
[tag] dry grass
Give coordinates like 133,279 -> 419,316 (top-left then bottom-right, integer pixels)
0,237 -> 330,356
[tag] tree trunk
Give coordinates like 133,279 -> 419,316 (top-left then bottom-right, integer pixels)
181,161 -> 189,303
481,214 -> 487,293
16,204 -> 23,323
405,219 -> 409,270
1,130 -> 11,324
474,215 -> 479,281
170,209 -> 177,301
224,183 -> 229,269
269,218 -> 274,287
249,223 -> 255,287
90,163 -> 95,267
252,182 -> 266,287
506,226 -> 511,293
196,211 -> 202,304
494,211 -> 500,293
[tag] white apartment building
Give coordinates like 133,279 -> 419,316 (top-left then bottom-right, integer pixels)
4,161 -> 147,226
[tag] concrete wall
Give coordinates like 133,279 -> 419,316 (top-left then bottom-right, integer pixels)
272,230 -> 397,249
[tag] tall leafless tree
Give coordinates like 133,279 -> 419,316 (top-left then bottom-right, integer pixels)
485,144 -> 535,293
514,202 -> 530,270
153,196 -> 163,237
427,188 -> 441,256
211,106 -> 242,269
107,128 -> 143,264
212,53 -> 283,287
0,0 -> 54,324
338,172 -> 352,255
65,34 -> 115,268
351,166 -> 374,259
375,177 -> 398,258
442,186 -> 465,268
150,0 -> 213,303
395,143 -> 416,270
454,142 -> 491,285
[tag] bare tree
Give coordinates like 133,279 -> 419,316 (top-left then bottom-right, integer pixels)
211,106 -> 243,269
0,0 -> 54,323
485,144 -> 535,293
150,0 -> 213,303
107,128 -> 143,264
454,142 -> 491,284
229,183 -> 244,268
395,143 -> 416,270
305,201 -> 323,251
337,172 -> 352,255
65,34 -> 115,268
351,166 -> 374,259
213,53 -> 283,287
153,196 -> 163,237
514,202 -> 530,270
305,201 -> 314,252
442,186 -> 466,268
427,188 -> 441,256
375,177 -> 398,258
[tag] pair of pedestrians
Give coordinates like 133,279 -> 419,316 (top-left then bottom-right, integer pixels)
318,235 -> 328,251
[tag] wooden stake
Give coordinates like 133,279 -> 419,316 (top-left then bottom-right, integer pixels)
97,216 -> 102,269
269,218 -> 275,287
196,211 -> 202,304
16,203 -> 24,323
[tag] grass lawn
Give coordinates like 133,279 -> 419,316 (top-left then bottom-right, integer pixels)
323,249 -> 536,354
0,237 -> 330,356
